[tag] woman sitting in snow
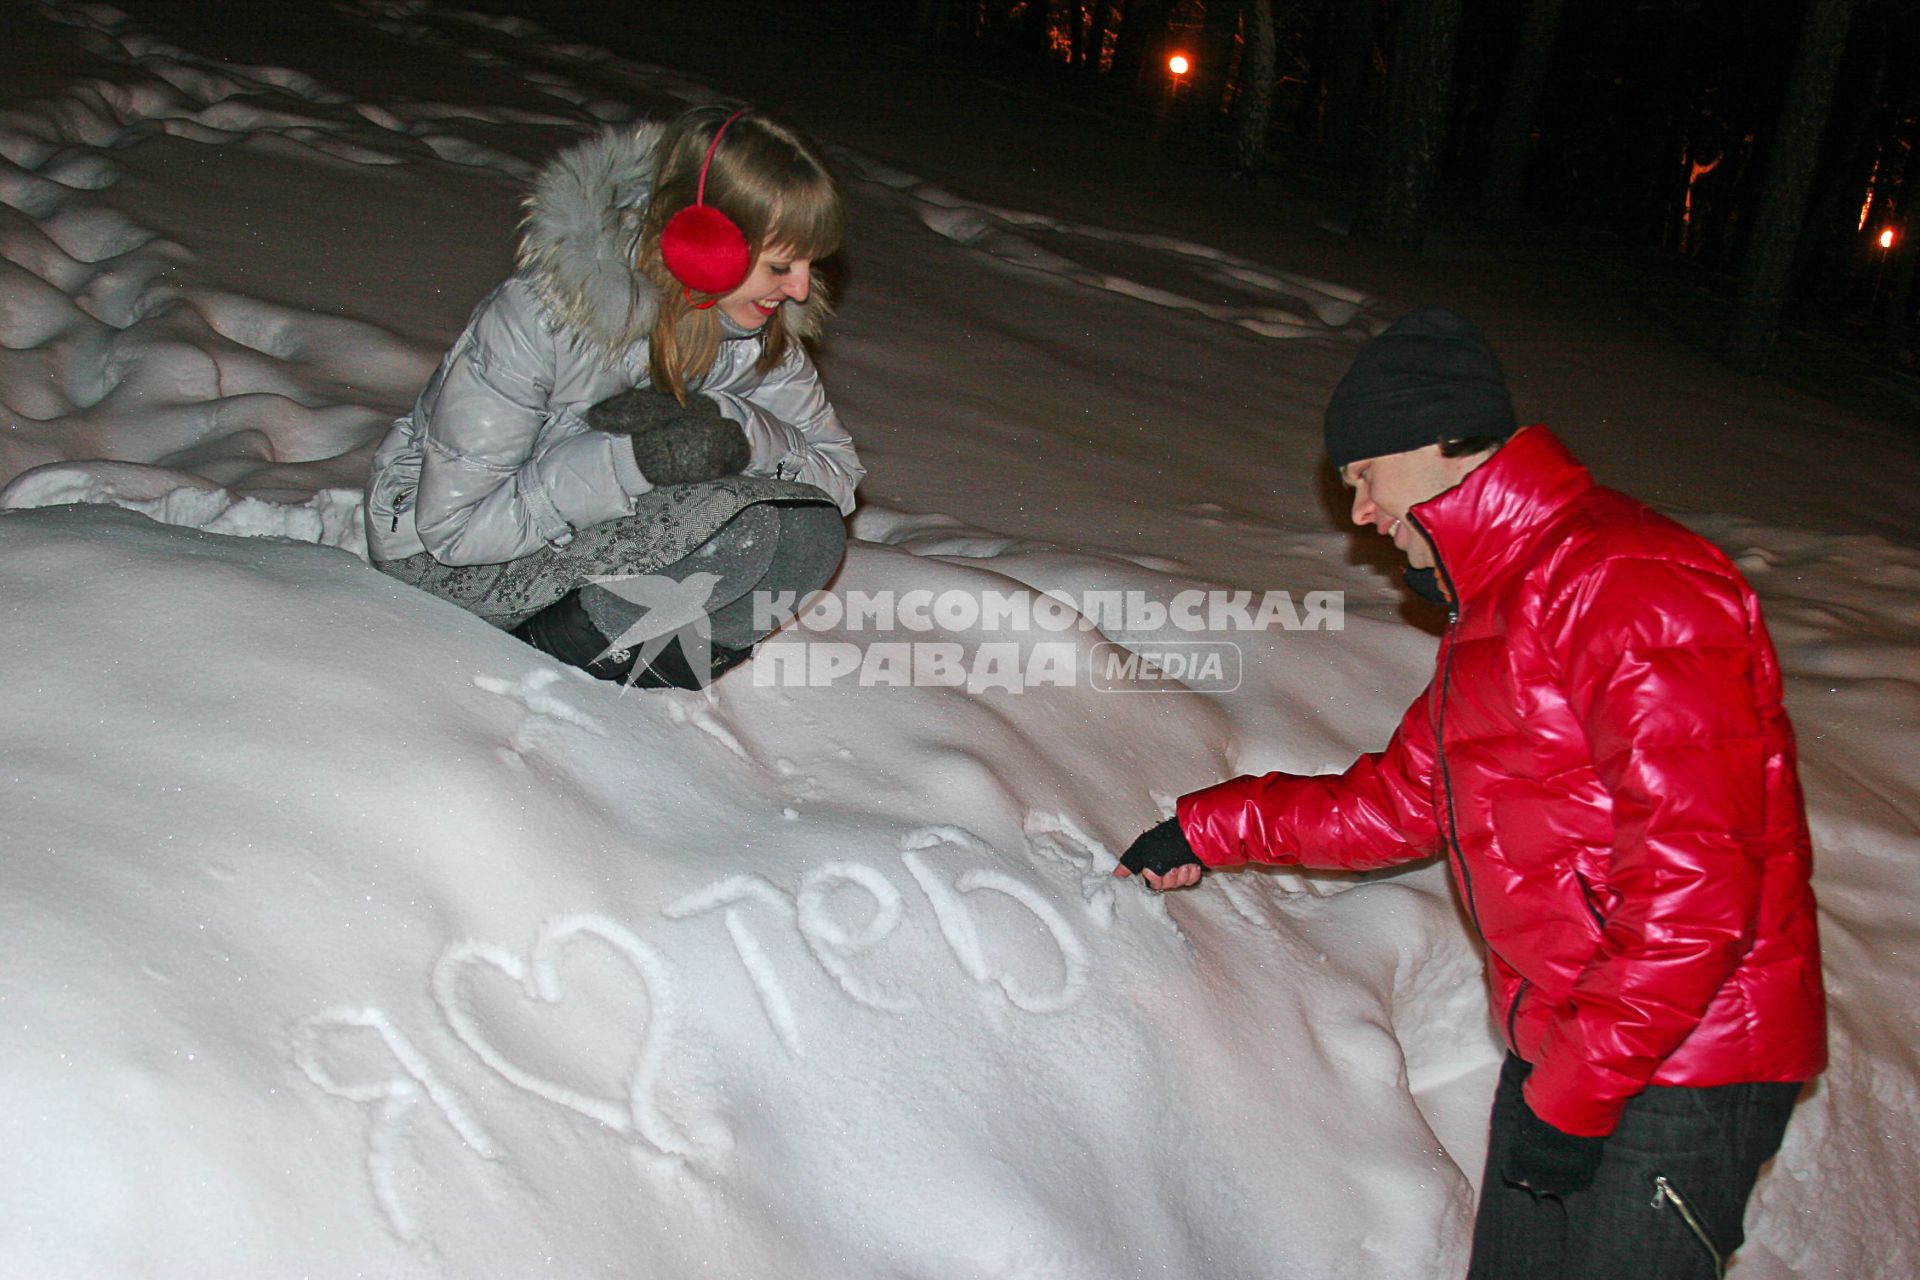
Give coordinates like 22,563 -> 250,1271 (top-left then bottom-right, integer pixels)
364,106 -> 860,688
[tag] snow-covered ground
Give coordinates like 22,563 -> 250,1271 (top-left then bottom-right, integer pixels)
2,2 -> 1916,1276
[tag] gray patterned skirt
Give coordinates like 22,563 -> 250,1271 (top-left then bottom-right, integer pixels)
374,476 -> 836,629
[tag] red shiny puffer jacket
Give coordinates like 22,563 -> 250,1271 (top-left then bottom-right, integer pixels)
1178,427 -> 1825,1137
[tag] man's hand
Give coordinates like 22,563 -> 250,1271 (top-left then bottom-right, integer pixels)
1501,1101 -> 1606,1198
1112,817 -> 1206,891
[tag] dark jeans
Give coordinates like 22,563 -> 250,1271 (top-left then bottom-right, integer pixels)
1467,1054 -> 1801,1280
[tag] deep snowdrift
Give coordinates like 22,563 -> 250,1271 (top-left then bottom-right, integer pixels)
3,2 -> 1916,1277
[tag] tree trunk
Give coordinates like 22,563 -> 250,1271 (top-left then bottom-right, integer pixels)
1089,0 -> 1120,70
1882,168 -> 1918,360
1022,0 -> 1056,64
1479,0 -> 1565,223
1726,0 -> 1860,373
1234,0 -> 1278,178
1321,0 -> 1376,154
1186,0 -> 1244,123
1800,2 -> 1886,281
1356,0 -> 1464,249
1069,0 -> 1090,66
912,0 -> 954,45
1111,0 -> 1173,92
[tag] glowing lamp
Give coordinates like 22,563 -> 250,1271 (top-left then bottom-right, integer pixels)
1168,54 -> 1190,77
1879,229 -> 1897,251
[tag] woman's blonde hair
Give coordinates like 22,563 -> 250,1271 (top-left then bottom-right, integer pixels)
637,106 -> 845,401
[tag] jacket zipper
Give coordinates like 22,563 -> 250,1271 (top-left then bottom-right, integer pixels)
1506,978 -> 1530,1046
1409,511 -> 1528,1050
1576,873 -> 1605,932
1652,1176 -> 1726,1278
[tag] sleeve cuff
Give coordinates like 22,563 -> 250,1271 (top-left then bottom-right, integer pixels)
607,430 -> 654,498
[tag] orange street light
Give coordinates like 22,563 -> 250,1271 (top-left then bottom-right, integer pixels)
1168,53 -> 1190,77
1879,228 -> 1897,250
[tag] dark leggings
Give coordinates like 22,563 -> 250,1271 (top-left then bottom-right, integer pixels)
579,501 -> 844,650
375,489 -> 844,647
1468,1054 -> 1801,1280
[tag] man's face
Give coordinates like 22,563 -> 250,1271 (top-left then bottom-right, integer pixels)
1340,444 -> 1488,570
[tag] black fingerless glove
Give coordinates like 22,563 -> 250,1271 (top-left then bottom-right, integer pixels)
1119,817 -> 1205,877
1501,1103 -> 1606,1198
588,387 -> 750,486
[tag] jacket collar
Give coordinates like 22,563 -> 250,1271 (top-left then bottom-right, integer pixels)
515,124 -> 829,360
1407,426 -> 1593,605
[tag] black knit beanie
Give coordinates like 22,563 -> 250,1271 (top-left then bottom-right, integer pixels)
1323,307 -> 1516,470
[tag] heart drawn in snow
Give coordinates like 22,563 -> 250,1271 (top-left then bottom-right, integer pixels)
432,914 -> 690,1157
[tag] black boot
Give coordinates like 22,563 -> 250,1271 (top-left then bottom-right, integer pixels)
510,591 -> 756,690
509,589 -> 641,683
621,632 -> 757,691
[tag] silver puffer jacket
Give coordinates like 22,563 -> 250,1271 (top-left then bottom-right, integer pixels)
365,125 -> 863,565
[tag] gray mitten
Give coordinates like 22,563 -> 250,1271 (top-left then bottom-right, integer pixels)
588,388 -> 750,486
586,385 -> 689,437
630,399 -> 750,486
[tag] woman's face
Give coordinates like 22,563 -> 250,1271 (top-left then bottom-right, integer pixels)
717,243 -> 812,330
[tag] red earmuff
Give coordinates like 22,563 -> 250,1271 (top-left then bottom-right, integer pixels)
660,107 -> 752,307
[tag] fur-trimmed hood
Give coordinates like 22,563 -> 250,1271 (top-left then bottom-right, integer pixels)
515,124 -> 830,359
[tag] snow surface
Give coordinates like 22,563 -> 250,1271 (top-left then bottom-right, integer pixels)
2,2 -> 1916,1276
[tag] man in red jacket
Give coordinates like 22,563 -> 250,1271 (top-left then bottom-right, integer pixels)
1116,308 -> 1825,1279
